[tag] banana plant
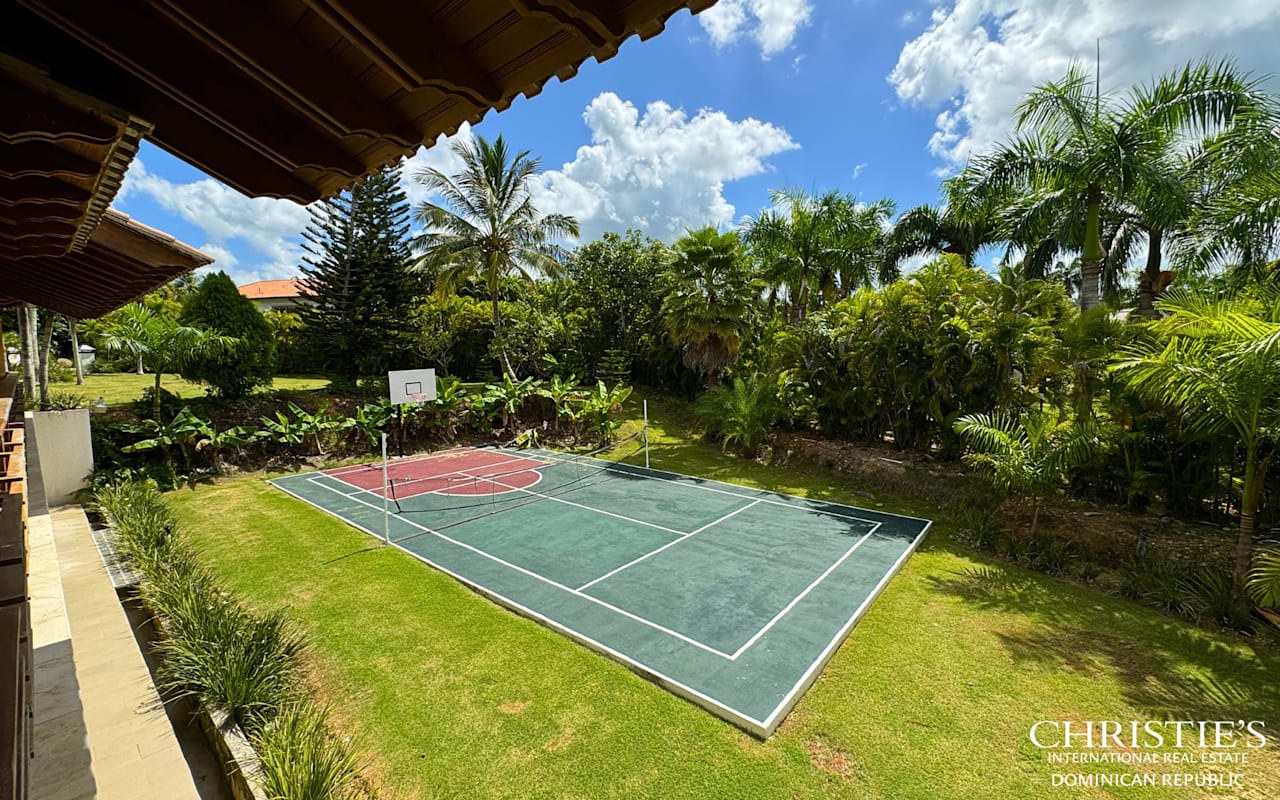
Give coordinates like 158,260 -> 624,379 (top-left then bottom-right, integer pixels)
123,406 -> 202,482
581,382 -> 632,444
256,409 -> 305,451
422,377 -> 467,439
288,401 -> 343,455
537,374 -> 586,435
344,400 -> 393,449
184,414 -> 256,474
483,375 -> 541,431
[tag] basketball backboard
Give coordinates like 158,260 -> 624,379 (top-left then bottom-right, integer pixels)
388,368 -> 437,405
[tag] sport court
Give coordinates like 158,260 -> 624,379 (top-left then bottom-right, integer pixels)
270,444 -> 930,736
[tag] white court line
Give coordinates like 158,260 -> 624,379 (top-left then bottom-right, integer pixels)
323,446 -> 483,477
576,500 -> 763,591
338,454 -> 546,498
728,520 -> 881,659
269,476 -> 779,737
518,447 -> 891,526
462,471 -> 688,538
303,474 -> 734,659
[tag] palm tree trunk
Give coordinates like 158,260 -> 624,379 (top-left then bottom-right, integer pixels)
490,294 -> 517,380
1135,228 -> 1163,317
37,310 -> 54,410
1030,497 -> 1042,537
136,353 -> 144,375
1079,187 -> 1106,311
1235,445 -> 1264,607
68,317 -> 84,384
17,306 -> 35,402
153,371 -> 163,420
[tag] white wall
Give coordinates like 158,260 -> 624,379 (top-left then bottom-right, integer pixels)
30,409 -> 94,506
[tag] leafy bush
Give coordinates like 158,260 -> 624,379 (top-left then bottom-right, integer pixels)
46,390 -> 89,410
253,704 -> 363,800
1249,545 -> 1280,608
957,506 -> 1003,551
181,271 -> 276,397
1179,566 -> 1243,627
695,374 -> 781,458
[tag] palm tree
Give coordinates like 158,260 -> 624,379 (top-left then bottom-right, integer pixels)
661,227 -> 758,389
955,410 -> 1102,536
1113,289 -> 1280,607
746,188 -> 892,323
412,135 -> 579,379
98,304 -> 237,419
969,59 -> 1265,311
886,176 -> 999,271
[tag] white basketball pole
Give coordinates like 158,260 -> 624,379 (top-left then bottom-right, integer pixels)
643,399 -> 650,470
381,432 -> 390,545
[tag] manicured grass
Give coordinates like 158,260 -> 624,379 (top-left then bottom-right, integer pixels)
74,372 -> 328,406
167,396 -> 1280,799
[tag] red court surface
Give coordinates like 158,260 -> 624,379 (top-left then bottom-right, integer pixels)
323,448 -> 547,498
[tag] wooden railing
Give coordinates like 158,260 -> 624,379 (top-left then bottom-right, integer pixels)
0,373 -> 30,799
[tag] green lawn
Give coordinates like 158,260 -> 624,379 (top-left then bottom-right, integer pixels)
167,396 -> 1280,799
73,372 -> 328,406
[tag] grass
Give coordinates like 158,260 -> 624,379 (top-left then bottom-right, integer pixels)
75,372 -> 328,407
166,394 -> 1280,799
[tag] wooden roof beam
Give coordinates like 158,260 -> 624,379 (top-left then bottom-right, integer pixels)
0,145 -> 99,180
509,1 -> 627,53
30,0 -> 369,178
303,0 -> 505,106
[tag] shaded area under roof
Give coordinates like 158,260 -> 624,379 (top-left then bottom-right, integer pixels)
5,0 -> 714,203
0,209 -> 212,318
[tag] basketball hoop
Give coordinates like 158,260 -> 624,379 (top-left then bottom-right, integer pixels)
410,393 -> 427,404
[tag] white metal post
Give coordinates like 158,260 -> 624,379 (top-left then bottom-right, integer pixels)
381,432 -> 390,545
643,399 -> 650,470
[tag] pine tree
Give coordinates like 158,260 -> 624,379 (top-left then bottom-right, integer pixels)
299,166 -> 420,384
181,271 -> 276,397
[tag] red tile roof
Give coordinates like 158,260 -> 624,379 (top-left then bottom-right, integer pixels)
238,278 -> 306,300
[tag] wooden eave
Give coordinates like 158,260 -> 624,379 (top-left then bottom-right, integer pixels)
4,0 -> 715,203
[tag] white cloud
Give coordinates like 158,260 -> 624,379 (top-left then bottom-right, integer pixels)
851,162 -> 867,180
117,159 -> 310,284
699,0 -> 813,58
889,0 -> 1280,168
404,93 -> 798,244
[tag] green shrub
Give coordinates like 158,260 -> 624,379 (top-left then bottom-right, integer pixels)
181,271 -> 276,398
695,374 -> 781,458
957,506 -> 1003,551
253,704 -> 362,800
46,390 -> 89,410
1179,566 -> 1244,628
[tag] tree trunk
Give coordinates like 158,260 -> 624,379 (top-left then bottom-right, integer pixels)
491,293 -> 517,380
0,312 -> 6,377
136,353 -> 144,375
17,306 -> 35,402
1135,228 -> 1163,317
153,371 -> 163,420
68,317 -> 84,384
37,310 -> 54,410
1234,445 -> 1264,608
1079,187 -> 1106,311
1030,497 -> 1042,538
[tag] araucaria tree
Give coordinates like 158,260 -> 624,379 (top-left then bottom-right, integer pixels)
300,165 -> 419,384
181,271 -> 276,397
412,134 -> 579,379
661,227 -> 758,389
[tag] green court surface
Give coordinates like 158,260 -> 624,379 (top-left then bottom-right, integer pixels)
270,445 -> 931,736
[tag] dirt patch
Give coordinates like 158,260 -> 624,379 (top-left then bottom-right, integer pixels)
805,738 -> 858,781
544,726 -> 575,752
498,701 -> 529,714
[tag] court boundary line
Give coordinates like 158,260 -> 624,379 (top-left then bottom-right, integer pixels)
575,499 -> 763,591
303,474 -> 731,659
270,463 -> 933,737
517,447 -> 903,526
337,453 -> 547,498
324,445 -> 488,477
460,470 -> 688,537
270,477 -> 779,737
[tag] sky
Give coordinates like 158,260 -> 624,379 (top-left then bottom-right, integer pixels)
111,0 -> 1280,286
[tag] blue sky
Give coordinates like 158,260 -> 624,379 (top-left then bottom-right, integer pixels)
112,0 -> 1280,286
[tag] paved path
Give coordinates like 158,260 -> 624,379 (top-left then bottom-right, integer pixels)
27,505 -> 202,800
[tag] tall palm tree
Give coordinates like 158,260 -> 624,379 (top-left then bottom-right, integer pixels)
886,176 -> 999,270
1113,288 -> 1280,607
969,59 -> 1265,311
98,303 -> 237,419
661,227 -> 758,389
412,135 -> 579,379
745,188 -> 892,323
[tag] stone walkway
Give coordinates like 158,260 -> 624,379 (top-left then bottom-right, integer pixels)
27,505 -> 201,800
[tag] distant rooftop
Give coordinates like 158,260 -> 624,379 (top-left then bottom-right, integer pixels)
238,278 -> 306,300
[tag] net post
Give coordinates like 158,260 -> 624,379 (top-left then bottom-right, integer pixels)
381,432 -> 390,545
643,399 -> 650,470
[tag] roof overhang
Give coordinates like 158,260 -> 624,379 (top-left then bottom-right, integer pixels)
5,0 -> 715,203
0,209 -> 212,318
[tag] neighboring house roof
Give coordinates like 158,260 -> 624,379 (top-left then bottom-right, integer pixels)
238,278 -> 307,301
